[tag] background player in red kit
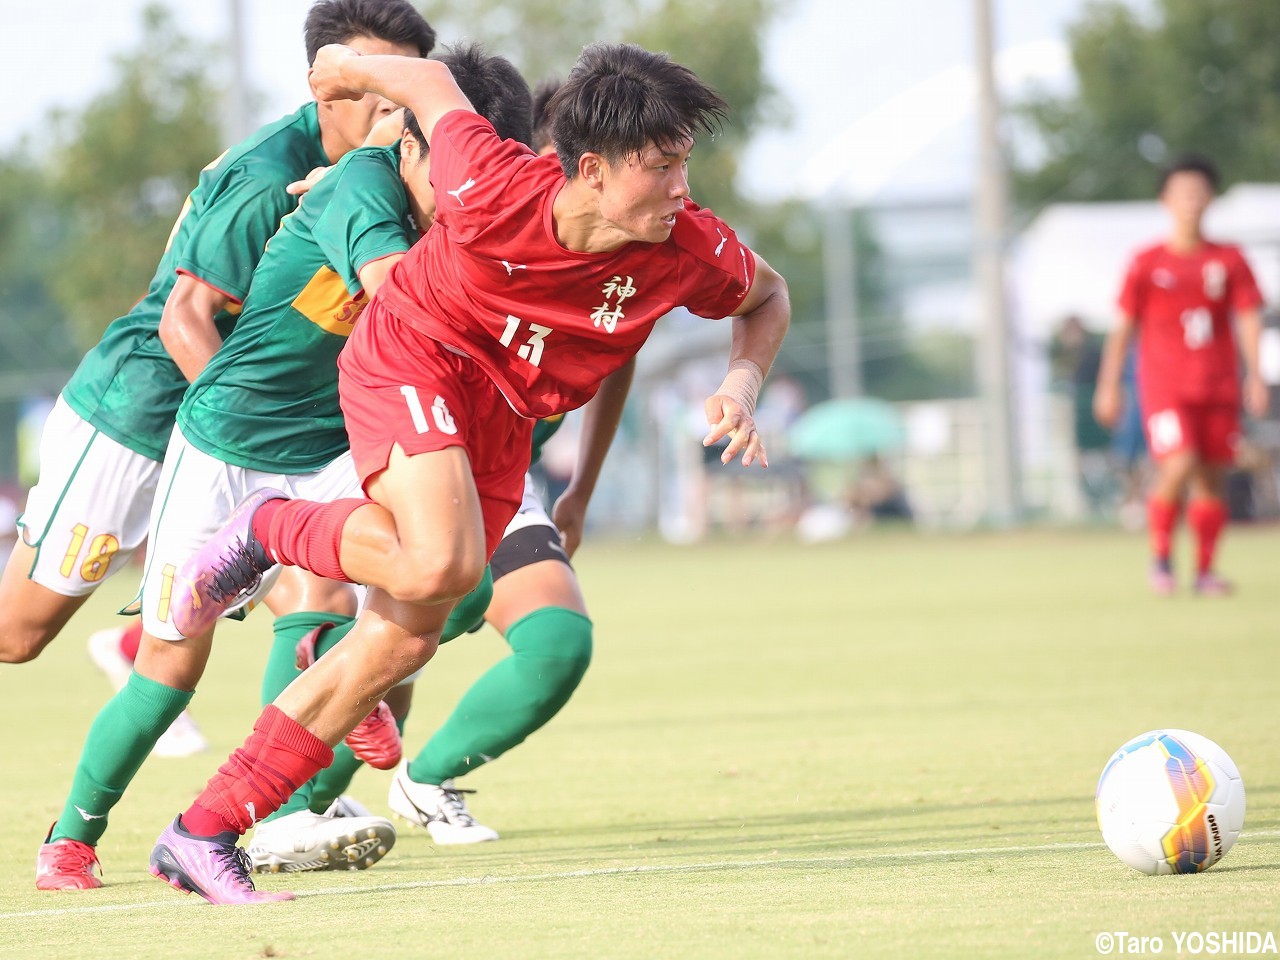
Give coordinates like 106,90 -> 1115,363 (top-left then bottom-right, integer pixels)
147,41 -> 790,904
1094,153 -> 1267,596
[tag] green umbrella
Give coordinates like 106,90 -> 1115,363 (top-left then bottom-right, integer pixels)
788,397 -> 904,462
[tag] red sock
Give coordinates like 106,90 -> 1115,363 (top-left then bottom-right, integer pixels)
1147,496 -> 1179,564
251,497 -> 371,583
118,621 -> 143,662
1187,498 -> 1227,575
181,705 -> 334,836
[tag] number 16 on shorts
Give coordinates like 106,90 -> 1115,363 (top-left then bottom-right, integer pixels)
400,386 -> 458,436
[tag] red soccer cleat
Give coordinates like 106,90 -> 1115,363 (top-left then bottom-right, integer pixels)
345,701 -> 403,770
36,830 -> 103,891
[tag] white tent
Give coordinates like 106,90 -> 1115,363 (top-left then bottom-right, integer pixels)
1012,184 -> 1280,337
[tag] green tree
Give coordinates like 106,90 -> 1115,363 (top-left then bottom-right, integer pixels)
43,4 -> 222,348
1012,0 -> 1280,207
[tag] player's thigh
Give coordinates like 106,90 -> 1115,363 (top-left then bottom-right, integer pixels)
18,397 -> 159,598
1191,405 -> 1239,467
138,429 -> 278,640
0,541 -> 91,657
488,559 -> 586,634
487,480 -> 586,632
366,443 -> 488,580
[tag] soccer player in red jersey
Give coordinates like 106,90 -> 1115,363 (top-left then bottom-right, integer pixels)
148,41 -> 790,904
1094,154 -> 1267,596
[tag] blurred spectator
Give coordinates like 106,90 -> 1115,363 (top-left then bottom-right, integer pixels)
1050,315 -> 1112,513
847,454 -> 912,525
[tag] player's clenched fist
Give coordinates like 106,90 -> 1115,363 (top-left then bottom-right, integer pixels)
308,44 -> 366,101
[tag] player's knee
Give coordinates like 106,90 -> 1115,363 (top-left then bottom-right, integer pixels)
509,606 -> 593,697
0,626 -> 55,663
386,550 -> 486,605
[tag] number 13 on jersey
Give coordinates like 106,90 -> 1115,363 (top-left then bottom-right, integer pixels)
499,314 -> 552,367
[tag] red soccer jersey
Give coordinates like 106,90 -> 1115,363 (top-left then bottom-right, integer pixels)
1117,240 -> 1263,407
378,110 -> 756,419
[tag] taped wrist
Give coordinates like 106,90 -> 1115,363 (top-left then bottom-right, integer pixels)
715,359 -> 764,417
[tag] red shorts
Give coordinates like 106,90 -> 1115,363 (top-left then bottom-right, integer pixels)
1141,400 -> 1239,464
338,298 -> 532,558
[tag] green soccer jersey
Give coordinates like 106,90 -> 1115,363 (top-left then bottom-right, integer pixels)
60,103 -> 328,461
178,144 -> 414,473
529,415 -> 564,468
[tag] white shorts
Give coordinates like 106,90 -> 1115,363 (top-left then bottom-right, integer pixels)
138,426 -> 362,641
17,396 -> 162,597
503,473 -> 552,536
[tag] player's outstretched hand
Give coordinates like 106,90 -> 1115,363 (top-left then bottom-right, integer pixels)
1092,383 -> 1122,430
704,395 -> 768,468
309,44 -> 366,102
286,165 -> 333,196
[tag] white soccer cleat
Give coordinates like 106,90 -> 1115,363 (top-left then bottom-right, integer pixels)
247,810 -> 396,873
323,795 -> 375,819
86,626 -> 135,692
387,762 -> 499,845
151,710 -> 209,759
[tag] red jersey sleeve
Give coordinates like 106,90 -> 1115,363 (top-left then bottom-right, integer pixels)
429,110 -> 537,242
1227,246 -> 1264,313
673,205 -> 756,320
1117,249 -> 1148,322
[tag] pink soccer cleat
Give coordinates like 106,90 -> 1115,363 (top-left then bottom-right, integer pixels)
1148,563 -> 1176,597
1193,571 -> 1234,597
36,829 -> 102,891
172,489 -> 286,638
150,816 -> 294,905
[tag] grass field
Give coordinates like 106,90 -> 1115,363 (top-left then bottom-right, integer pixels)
1,527 -> 1278,959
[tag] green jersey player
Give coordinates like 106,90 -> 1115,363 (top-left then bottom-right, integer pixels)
30,0 -> 438,893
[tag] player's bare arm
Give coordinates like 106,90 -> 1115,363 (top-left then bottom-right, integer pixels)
310,45 -> 473,145
356,253 -> 405,299
553,357 -> 637,557
158,274 -> 234,383
705,253 -> 791,468
1235,306 -> 1268,418
1093,313 -> 1136,430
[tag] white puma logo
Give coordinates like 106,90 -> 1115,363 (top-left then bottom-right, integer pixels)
714,229 -> 728,257
501,260 -> 527,275
447,178 -> 477,205
74,805 -> 107,822
245,801 -> 258,825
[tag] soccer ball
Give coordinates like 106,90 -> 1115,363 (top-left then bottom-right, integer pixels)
1095,729 -> 1245,875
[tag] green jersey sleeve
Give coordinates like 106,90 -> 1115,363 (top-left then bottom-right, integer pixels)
312,146 -> 414,294
175,158 -> 302,303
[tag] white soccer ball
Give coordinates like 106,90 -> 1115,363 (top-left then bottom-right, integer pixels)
1095,729 -> 1245,875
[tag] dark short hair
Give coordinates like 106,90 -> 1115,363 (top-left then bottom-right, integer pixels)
1158,152 -> 1221,194
304,0 -> 436,65
403,43 -> 533,159
548,43 -> 729,178
531,76 -> 563,154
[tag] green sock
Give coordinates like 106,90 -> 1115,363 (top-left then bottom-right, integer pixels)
441,565 -> 493,645
51,672 -> 192,845
408,606 -> 592,784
